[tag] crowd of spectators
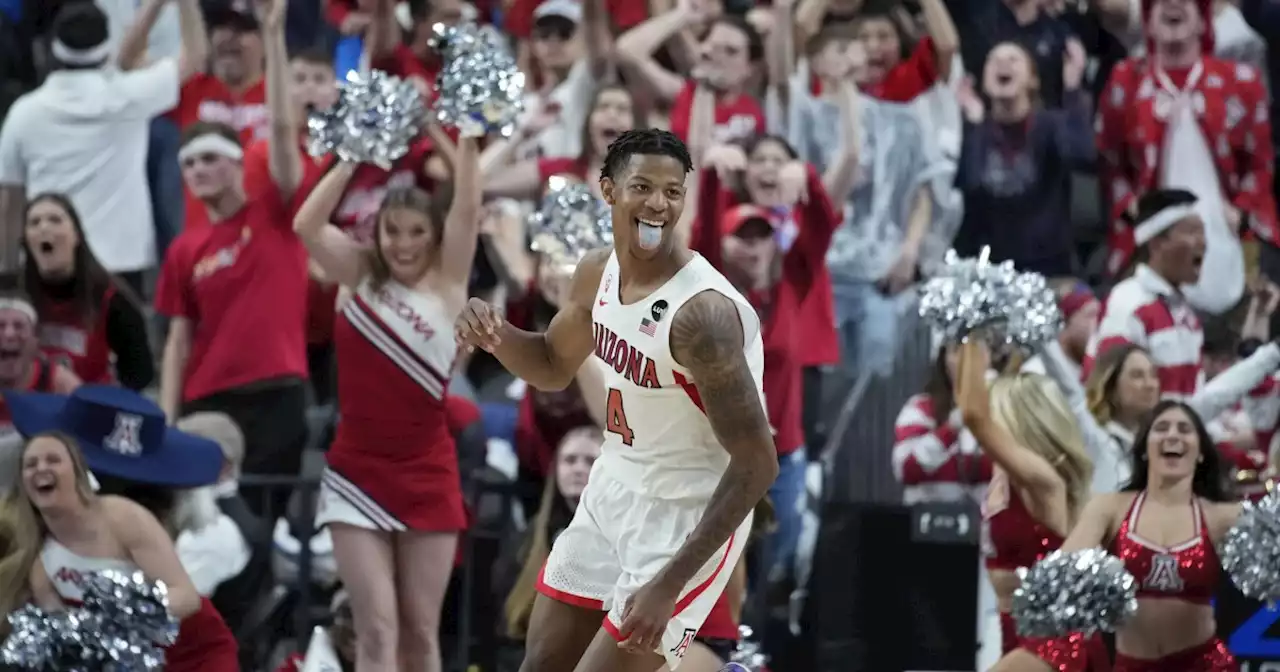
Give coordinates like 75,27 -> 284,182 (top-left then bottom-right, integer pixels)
3,0 -> 1280,668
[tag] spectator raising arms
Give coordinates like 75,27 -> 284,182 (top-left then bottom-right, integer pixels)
294,125 -> 480,672
20,194 -> 153,391
850,0 -> 958,101
513,0 -> 612,161
0,0 -> 202,282
484,83 -> 639,201
693,132 -> 844,588
953,40 -> 1097,277
1097,0 -> 1278,311
156,0 -> 308,518
617,0 -> 766,143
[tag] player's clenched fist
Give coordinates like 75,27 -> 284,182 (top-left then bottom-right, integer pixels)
454,297 -> 504,353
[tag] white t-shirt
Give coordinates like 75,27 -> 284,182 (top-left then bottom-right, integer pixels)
0,59 -> 180,271
97,0 -> 183,61
518,60 -> 597,160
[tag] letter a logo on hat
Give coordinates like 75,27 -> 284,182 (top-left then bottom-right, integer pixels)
104,413 -> 143,457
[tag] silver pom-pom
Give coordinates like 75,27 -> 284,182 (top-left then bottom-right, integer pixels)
918,246 -> 1062,349
724,625 -> 768,672
431,22 -> 526,138
307,70 -> 427,170
1012,548 -> 1138,638
1,570 -> 179,671
528,177 -> 612,271
1223,492 -> 1280,601
82,569 -> 180,649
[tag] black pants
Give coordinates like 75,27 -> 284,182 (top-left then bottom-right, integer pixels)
184,380 -> 308,518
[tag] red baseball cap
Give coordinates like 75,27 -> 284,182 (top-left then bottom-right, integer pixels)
721,204 -> 777,237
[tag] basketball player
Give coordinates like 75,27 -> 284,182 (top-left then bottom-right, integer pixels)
455,129 -> 777,672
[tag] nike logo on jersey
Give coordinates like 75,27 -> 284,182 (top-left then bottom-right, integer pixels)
598,299 -> 608,307
593,322 -> 662,388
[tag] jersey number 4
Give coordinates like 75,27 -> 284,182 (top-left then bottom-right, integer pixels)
606,388 -> 635,446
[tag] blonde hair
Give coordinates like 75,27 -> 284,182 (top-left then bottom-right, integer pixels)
0,432 -> 95,616
989,373 -> 1094,520
1084,344 -> 1148,426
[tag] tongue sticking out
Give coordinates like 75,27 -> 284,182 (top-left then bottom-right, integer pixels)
637,221 -> 663,250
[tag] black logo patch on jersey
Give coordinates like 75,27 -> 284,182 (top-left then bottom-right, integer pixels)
651,300 -> 669,323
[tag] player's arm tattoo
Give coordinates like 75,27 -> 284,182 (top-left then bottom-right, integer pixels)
661,290 -> 778,589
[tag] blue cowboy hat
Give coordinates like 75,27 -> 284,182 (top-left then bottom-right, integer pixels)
4,385 -> 222,488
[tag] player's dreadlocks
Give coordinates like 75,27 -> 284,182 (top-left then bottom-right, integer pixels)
599,129 -> 694,181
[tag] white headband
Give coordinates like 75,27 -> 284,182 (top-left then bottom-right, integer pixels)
178,134 -> 245,163
0,299 -> 37,323
50,39 -> 111,66
1134,203 -> 1198,245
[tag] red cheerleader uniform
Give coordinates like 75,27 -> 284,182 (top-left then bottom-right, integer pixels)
1110,492 -> 1237,671
316,278 -> 466,532
984,476 -> 1110,671
40,538 -> 238,671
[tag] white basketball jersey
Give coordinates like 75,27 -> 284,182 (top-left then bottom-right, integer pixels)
590,251 -> 765,499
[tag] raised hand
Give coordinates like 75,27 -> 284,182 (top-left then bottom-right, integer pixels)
1063,39 -> 1086,91
777,160 -> 809,205
956,76 -> 985,124
254,0 -> 287,30
454,298 -> 505,353
703,144 -> 747,178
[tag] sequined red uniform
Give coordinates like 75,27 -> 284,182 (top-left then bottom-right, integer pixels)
1110,492 -> 1236,671
984,480 -> 1110,671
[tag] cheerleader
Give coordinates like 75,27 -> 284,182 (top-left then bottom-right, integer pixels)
20,194 -> 153,390
955,339 -> 1108,670
1059,400 -> 1241,670
0,386 -> 238,671
293,134 -> 480,672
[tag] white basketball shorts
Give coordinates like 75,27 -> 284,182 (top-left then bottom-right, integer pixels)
536,465 -> 751,670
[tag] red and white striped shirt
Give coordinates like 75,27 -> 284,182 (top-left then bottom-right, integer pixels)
892,393 -> 993,504
1084,265 -> 1202,398
1246,374 -> 1280,463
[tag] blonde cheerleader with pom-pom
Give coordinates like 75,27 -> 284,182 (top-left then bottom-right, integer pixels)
954,338 -> 1110,672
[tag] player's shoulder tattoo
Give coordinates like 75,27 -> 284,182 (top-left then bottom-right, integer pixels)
671,290 -> 767,444
669,289 -> 744,374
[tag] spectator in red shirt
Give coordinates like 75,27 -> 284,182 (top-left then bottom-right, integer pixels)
156,0 -> 308,518
855,0 -> 959,101
20,193 -> 153,390
484,83 -> 638,200
365,0 -> 472,90
122,3 -> 270,230
617,0 -> 765,145
693,130 -> 846,591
